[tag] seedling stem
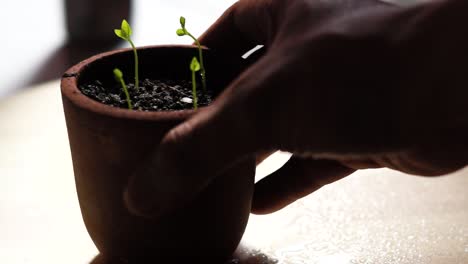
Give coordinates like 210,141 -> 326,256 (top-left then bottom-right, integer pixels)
115,19 -> 139,90
177,16 -> 206,92
190,57 -> 201,109
113,68 -> 133,110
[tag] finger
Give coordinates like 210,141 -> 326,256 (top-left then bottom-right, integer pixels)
125,47 -> 281,217
198,2 -> 253,54
374,149 -> 467,176
90,254 -> 128,264
256,150 -> 277,165
338,158 -> 382,170
124,108 -> 256,217
198,0 -> 278,56
252,156 -> 355,214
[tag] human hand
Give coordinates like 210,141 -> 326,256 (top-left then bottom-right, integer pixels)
125,0 -> 468,216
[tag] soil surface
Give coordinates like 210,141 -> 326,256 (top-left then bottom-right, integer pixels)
79,79 -> 213,111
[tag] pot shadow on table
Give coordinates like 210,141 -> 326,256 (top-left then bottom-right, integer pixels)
89,243 -> 278,264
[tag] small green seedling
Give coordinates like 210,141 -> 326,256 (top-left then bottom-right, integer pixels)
113,68 -> 133,110
177,16 -> 206,92
190,57 -> 201,110
114,19 -> 139,90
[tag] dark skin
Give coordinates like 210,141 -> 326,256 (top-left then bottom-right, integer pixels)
125,0 -> 468,217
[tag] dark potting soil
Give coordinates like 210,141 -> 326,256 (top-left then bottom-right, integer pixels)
79,78 -> 213,111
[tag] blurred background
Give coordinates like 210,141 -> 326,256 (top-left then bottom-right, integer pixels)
0,0 -> 237,99
1,1 -> 467,264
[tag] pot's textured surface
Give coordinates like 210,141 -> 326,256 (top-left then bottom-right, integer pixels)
61,46 -> 255,262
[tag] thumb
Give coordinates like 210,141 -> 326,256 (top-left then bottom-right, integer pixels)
124,101 -> 260,217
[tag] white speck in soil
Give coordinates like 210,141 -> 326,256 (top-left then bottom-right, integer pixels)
180,97 -> 193,104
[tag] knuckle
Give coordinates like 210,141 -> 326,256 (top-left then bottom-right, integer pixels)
160,121 -> 194,159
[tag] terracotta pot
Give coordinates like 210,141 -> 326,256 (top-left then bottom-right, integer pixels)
61,45 -> 255,263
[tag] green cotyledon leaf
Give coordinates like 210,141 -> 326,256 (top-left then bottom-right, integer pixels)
114,19 -> 132,40
121,19 -> 132,37
190,57 -> 201,72
176,28 -> 186,36
180,16 -> 186,28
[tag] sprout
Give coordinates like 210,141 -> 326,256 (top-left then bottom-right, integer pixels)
177,16 -> 206,92
190,57 -> 201,109
115,19 -> 139,90
180,16 -> 186,28
113,68 -> 133,110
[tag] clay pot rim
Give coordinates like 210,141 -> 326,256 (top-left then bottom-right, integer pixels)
61,44 -> 205,121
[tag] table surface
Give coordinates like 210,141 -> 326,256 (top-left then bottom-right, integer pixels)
0,80 -> 467,264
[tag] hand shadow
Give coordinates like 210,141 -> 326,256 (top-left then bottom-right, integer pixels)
89,243 -> 278,264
